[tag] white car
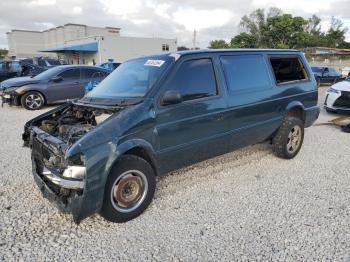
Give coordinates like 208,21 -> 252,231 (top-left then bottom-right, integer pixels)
324,78 -> 350,113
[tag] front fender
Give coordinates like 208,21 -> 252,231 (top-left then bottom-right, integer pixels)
73,138 -> 157,223
114,139 -> 158,174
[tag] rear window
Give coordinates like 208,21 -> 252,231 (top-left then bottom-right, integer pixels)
220,55 -> 270,92
270,57 -> 308,84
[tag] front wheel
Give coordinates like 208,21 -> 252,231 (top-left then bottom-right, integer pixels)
316,77 -> 321,87
272,117 -> 304,159
100,155 -> 156,223
21,91 -> 45,110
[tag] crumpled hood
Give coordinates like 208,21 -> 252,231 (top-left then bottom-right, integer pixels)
330,80 -> 350,92
1,76 -> 41,90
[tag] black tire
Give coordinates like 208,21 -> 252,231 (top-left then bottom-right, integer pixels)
100,155 -> 156,223
326,108 -> 337,114
21,91 -> 45,110
316,77 -> 321,87
272,116 -> 304,159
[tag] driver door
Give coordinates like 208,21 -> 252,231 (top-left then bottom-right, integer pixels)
154,57 -> 228,173
48,68 -> 82,102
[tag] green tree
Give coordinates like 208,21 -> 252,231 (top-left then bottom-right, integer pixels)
210,8 -> 350,49
209,40 -> 230,49
231,33 -> 257,48
306,15 -> 322,36
0,49 -> 8,59
325,17 -> 347,47
264,14 -> 309,48
239,7 -> 282,47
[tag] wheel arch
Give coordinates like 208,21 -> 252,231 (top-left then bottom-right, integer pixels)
111,139 -> 159,176
285,102 -> 306,123
20,89 -> 47,105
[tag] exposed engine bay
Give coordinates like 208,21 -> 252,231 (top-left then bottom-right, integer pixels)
37,105 -> 112,146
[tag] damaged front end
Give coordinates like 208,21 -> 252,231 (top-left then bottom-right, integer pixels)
0,89 -> 21,107
23,103 -> 116,222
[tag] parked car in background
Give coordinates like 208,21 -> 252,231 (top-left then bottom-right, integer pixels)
22,57 -> 63,68
1,65 -> 109,110
96,61 -> 121,71
0,57 -> 63,83
0,60 -> 46,82
311,66 -> 345,86
22,49 -> 319,223
324,77 -> 350,113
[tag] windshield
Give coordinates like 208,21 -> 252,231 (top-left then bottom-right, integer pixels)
86,57 -> 173,99
32,66 -> 65,80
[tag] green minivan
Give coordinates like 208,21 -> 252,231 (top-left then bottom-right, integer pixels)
23,49 -> 320,223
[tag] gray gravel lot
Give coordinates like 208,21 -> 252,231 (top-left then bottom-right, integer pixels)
0,86 -> 350,261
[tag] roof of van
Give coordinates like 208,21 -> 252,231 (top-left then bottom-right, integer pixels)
175,48 -> 300,55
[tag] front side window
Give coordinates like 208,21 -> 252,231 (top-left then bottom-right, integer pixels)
270,57 -> 308,84
166,58 -> 217,101
58,69 -> 80,80
220,55 -> 270,92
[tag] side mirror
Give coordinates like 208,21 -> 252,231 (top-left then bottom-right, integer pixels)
161,90 -> 183,106
51,76 -> 62,82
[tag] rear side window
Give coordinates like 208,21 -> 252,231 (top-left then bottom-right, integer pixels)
220,55 -> 270,92
166,58 -> 217,101
9,61 -> 21,73
269,57 -> 308,84
0,62 -> 6,72
58,69 -> 80,79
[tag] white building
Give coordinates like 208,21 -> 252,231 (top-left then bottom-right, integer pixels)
7,23 -> 177,64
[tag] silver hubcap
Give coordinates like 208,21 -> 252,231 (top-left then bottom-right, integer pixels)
110,170 -> 148,213
287,125 -> 302,154
25,94 -> 42,109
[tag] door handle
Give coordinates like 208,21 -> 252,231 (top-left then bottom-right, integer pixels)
216,113 -> 225,121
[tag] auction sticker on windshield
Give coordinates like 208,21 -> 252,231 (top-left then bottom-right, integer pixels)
144,60 -> 165,67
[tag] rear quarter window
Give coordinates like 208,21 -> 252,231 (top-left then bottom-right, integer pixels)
58,68 -> 81,79
269,56 -> 308,85
83,68 -> 107,78
220,54 -> 271,93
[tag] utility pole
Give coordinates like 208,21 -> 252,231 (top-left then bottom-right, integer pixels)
192,30 -> 197,50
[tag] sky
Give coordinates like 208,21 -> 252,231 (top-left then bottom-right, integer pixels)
0,0 -> 349,49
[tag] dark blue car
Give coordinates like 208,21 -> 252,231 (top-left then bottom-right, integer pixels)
1,65 -> 109,110
23,49 -> 320,223
311,66 -> 345,86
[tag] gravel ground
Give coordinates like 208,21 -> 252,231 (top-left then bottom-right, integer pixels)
0,86 -> 350,261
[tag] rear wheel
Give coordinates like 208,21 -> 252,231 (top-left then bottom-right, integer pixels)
272,117 -> 304,159
100,155 -> 156,223
21,91 -> 45,110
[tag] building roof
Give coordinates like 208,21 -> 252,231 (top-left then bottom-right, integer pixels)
40,42 -> 98,53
